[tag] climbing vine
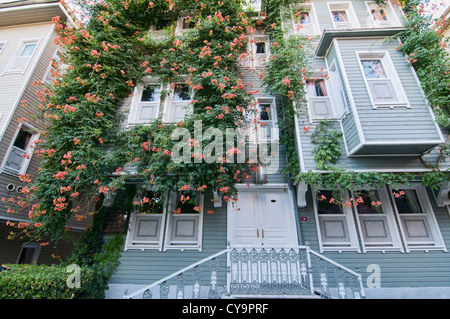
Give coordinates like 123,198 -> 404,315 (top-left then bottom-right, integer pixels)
6,0 -> 266,242
310,120 -> 343,171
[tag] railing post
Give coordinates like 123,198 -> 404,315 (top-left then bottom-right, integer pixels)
305,242 -> 315,296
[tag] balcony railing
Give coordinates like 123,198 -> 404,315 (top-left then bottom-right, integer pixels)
123,245 -> 365,299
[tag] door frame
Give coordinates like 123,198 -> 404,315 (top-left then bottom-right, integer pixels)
227,183 -> 300,248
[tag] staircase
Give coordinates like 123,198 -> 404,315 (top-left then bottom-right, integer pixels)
123,245 -> 365,299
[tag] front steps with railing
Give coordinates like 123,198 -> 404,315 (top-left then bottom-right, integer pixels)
123,245 -> 365,299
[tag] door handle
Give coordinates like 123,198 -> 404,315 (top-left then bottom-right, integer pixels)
257,229 -> 260,238
262,229 -> 265,238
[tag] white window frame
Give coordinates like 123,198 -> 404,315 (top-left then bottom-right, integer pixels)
351,186 -> 404,253
313,188 -> 360,253
356,51 -> 410,109
255,97 -> 279,143
366,1 -> 402,28
0,41 -> 7,55
306,74 -> 335,121
42,49 -> 65,84
163,191 -> 204,251
327,2 -> 360,29
239,36 -> 270,70
162,82 -> 193,123
17,242 -> 41,264
389,184 -> 447,252
290,3 -> 321,36
128,78 -> 162,125
3,38 -> 40,75
124,190 -> 168,251
1,122 -> 40,176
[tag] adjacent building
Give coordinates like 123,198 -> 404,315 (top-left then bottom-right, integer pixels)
0,0 -> 91,265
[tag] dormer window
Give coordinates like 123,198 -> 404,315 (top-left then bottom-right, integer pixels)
291,3 -> 320,36
328,2 -> 359,29
366,1 -> 402,28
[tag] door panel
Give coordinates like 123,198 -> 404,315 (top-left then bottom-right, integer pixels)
229,191 -> 261,246
229,188 -> 298,247
260,191 -> 298,246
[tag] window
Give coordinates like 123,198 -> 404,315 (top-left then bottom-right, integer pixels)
366,1 -> 402,28
391,185 -> 446,252
357,51 -> 409,108
125,189 -> 167,251
0,41 -> 6,55
315,185 -> 447,253
314,189 -> 360,252
256,97 -> 278,142
162,83 -> 192,122
291,4 -> 320,36
128,81 -> 162,124
17,243 -> 41,264
328,2 -> 359,29
352,188 -> 403,252
125,188 -> 204,251
179,15 -> 196,31
2,124 -> 39,176
164,190 -> 204,250
239,36 -> 269,69
4,38 -> 40,74
306,78 -> 334,120
43,50 -> 64,84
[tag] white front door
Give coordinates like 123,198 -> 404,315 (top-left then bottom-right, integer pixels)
228,186 -> 299,247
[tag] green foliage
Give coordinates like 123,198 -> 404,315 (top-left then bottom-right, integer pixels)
396,7 -> 450,125
0,264 -> 103,299
12,0 -> 255,242
310,120 -> 343,170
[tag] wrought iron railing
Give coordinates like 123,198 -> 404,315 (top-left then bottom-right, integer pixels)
123,245 -> 365,299
123,249 -> 228,299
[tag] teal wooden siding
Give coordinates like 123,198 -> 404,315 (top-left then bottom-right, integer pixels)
298,187 -> 450,289
108,195 -> 228,285
337,38 -> 442,145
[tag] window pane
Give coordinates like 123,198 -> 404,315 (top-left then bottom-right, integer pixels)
176,190 -> 199,214
259,104 -> 271,121
140,191 -> 164,214
295,11 -> 311,24
141,85 -> 160,102
393,189 -> 423,214
317,190 -> 343,214
255,42 -> 265,54
18,247 -> 36,264
307,80 -> 327,97
13,129 -> 32,150
332,11 -> 348,22
361,60 -> 387,79
355,190 -> 384,214
173,84 -> 191,101
21,44 -> 36,57
371,8 -> 388,21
